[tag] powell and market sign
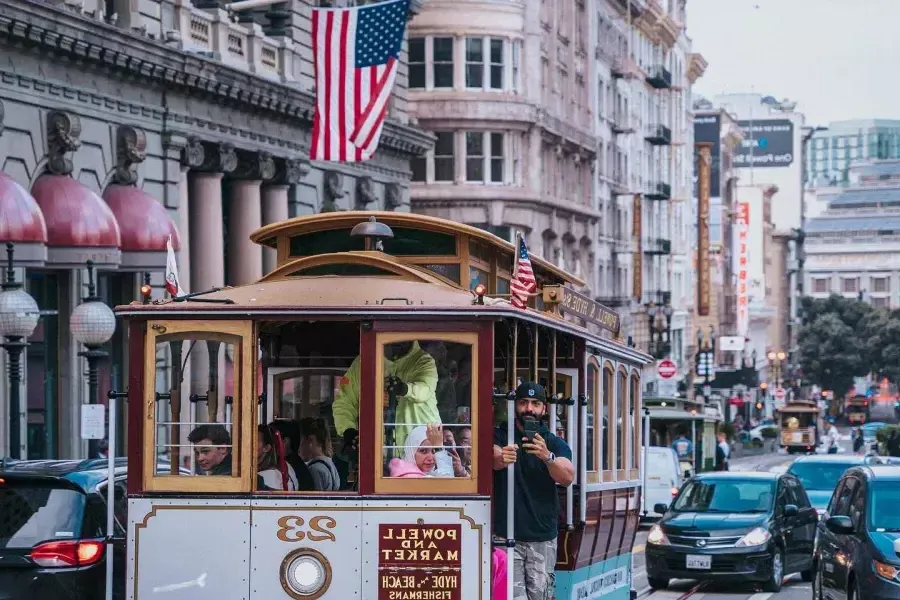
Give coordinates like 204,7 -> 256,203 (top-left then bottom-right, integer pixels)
733,118 -> 795,168
543,285 -> 621,336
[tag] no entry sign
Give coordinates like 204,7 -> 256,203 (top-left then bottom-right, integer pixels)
657,359 -> 677,379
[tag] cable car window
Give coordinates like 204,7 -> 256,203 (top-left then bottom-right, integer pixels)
602,366 -> 613,475
374,333 -> 478,494
420,263 -> 461,283
586,359 -> 600,474
287,264 -> 400,277
616,370 -> 627,473
470,267 -> 489,290
289,227 -> 458,257
497,278 -> 510,295
631,373 -> 641,479
143,321 -> 252,493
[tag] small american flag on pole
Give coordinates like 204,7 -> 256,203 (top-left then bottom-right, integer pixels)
510,234 -> 536,309
310,0 -> 410,162
164,235 -> 186,298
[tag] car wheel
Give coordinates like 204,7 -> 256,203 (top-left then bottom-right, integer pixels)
647,577 -> 669,590
762,548 -> 784,593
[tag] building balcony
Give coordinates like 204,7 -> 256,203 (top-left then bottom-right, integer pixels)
644,181 -> 671,200
611,113 -> 635,135
646,65 -> 672,90
644,124 -> 672,146
610,55 -> 641,80
596,295 -> 631,308
610,174 -> 630,196
643,238 -> 672,255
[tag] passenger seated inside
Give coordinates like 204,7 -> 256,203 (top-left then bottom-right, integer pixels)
299,417 -> 341,491
188,423 -> 270,490
334,340 -> 441,452
257,424 -> 299,491
268,419 -> 316,491
389,423 -> 466,478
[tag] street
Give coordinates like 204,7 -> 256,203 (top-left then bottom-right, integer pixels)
630,436 -> 851,600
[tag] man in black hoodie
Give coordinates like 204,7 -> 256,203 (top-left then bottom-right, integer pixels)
187,423 -> 277,490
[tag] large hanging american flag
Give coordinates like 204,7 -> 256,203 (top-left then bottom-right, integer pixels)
510,235 -> 536,309
310,0 -> 409,162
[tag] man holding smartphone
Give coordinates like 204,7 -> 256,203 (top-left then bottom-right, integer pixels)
492,381 -> 575,600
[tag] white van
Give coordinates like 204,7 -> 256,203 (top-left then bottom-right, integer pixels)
641,446 -> 683,521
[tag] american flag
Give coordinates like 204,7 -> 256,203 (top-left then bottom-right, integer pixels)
164,235 -> 186,298
310,0 -> 409,162
510,235 -> 536,309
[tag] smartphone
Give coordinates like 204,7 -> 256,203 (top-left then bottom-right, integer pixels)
523,418 -> 539,443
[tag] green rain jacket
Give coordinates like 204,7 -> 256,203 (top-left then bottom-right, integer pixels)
333,341 -> 441,450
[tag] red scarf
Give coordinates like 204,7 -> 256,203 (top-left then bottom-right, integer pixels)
272,430 -> 289,491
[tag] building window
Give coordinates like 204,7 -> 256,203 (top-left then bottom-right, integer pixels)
812,278 -> 829,294
841,277 -> 858,293
872,296 -> 890,309
872,277 -> 890,293
466,132 -> 505,184
465,37 -> 506,90
433,37 -> 455,88
434,132 -> 455,182
408,38 -> 425,89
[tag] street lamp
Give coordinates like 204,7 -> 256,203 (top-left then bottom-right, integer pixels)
0,243 -> 40,459
70,260 -> 117,458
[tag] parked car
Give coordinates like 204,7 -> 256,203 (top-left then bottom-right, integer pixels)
641,446 -> 683,521
0,457 -> 185,599
813,465 -> 900,600
645,471 -> 817,592
787,454 -> 886,518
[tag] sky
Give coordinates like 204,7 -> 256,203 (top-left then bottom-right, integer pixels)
686,0 -> 900,126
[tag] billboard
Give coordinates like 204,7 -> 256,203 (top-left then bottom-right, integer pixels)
632,194 -> 642,302
696,143 -> 712,317
693,114 -> 721,194
734,119 -> 794,168
736,202 -> 750,338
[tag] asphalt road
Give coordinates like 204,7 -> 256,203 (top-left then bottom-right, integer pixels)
630,433 -> 855,600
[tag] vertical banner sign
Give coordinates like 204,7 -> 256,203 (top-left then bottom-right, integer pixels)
378,524 -> 462,600
696,143 -> 713,316
736,202 -> 750,337
633,194 -> 642,301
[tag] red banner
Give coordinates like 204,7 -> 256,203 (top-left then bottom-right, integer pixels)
378,524 -> 462,600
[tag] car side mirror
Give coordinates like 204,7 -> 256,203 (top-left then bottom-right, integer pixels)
825,515 -> 854,535
654,503 -> 669,515
783,504 -> 799,518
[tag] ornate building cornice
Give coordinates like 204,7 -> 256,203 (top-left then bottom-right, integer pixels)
687,53 -> 709,84
0,0 -> 433,158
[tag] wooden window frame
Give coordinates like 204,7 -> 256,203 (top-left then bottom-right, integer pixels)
616,367 -> 628,481
142,320 -> 254,493
586,357 -> 601,484
374,331 -> 479,495
602,363 -> 614,482
630,371 -> 641,481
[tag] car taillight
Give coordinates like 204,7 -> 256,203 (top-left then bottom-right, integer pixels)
30,539 -> 105,568
671,487 -> 679,496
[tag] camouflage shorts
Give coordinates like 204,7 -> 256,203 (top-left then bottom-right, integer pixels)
512,539 -> 557,600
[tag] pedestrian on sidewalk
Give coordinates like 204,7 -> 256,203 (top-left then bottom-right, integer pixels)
853,427 -> 864,454
824,417 -> 840,454
715,431 -> 730,471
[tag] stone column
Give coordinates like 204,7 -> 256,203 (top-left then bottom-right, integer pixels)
261,185 -> 289,274
227,180 -> 264,285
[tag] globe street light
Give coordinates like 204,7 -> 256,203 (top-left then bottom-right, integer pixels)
0,243 -> 40,459
70,260 -> 116,458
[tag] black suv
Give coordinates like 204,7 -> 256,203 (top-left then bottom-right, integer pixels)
646,471 -> 817,592
813,465 -> 900,600
0,458 -> 129,600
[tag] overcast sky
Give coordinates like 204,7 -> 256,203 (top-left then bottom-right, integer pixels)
686,0 -> 900,126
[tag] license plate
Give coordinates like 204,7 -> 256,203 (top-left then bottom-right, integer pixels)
686,554 -> 711,570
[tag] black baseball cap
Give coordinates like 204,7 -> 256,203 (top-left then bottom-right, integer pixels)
515,382 -> 546,402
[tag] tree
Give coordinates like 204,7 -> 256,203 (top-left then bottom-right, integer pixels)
801,294 -> 872,331
798,313 -> 864,395
863,308 -> 900,382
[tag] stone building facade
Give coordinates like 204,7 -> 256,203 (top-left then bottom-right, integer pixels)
0,0 -> 431,459
406,0 -> 598,295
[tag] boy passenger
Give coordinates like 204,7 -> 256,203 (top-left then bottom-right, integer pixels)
187,423 -> 271,489
493,382 -> 574,600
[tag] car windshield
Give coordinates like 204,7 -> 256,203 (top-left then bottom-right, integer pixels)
787,462 -> 857,490
0,481 -> 86,549
869,481 -> 900,531
672,479 -> 775,513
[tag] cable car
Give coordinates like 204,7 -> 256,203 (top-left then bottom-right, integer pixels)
115,212 -> 651,600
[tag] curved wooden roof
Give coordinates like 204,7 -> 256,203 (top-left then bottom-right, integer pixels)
249,211 -> 585,287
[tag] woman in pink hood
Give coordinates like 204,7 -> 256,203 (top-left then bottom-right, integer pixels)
389,423 -> 445,477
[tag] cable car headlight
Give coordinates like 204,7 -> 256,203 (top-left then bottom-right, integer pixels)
280,548 -> 331,599
472,284 -> 487,305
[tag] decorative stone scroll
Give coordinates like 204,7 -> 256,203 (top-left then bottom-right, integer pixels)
321,170 -> 345,213
384,182 -> 401,211
114,125 -> 148,185
46,110 -> 83,176
231,150 -> 277,181
355,176 -> 376,210
180,138 -> 238,174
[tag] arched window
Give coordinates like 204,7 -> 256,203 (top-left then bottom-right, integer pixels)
602,364 -> 614,481
631,372 -> 642,480
587,357 -> 601,480
616,369 -> 627,477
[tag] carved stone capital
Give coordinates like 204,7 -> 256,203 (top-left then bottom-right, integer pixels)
180,136 -> 205,168
182,140 -> 238,174
231,150 -> 277,181
384,182 -> 402,211
114,125 -> 147,185
355,176 -> 376,210
46,110 -> 82,176
321,170 -> 346,213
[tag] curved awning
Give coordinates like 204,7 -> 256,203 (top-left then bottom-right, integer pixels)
103,184 -> 181,269
31,175 -> 121,268
0,172 -> 47,266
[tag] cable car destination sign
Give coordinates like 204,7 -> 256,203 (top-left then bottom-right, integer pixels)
378,523 -> 462,600
543,285 -> 621,336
